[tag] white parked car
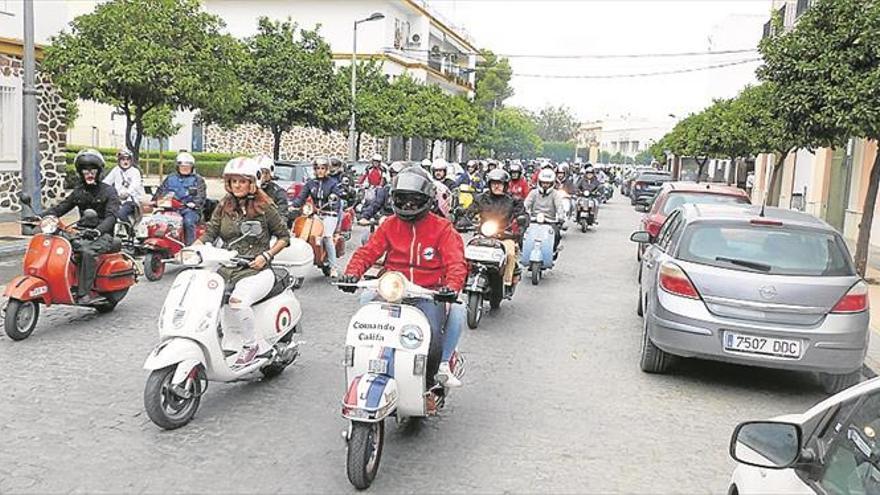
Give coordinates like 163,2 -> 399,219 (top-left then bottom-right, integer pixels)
729,377 -> 880,494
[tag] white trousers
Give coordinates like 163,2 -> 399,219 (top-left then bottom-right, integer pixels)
228,269 -> 275,345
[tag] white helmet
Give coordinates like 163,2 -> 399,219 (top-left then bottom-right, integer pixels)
371,153 -> 383,162
431,158 -> 448,172
176,152 -> 196,166
538,169 -> 556,195
420,158 -> 432,170
223,157 -> 260,182
254,154 -> 274,174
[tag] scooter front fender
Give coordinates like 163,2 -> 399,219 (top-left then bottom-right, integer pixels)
466,267 -> 489,293
4,275 -> 50,304
343,373 -> 399,422
143,338 -> 206,373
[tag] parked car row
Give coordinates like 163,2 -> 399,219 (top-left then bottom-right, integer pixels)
628,180 -> 874,494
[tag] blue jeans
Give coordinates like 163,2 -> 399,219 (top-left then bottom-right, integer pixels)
321,215 -> 338,269
180,208 -> 200,246
117,201 -> 138,223
359,291 -> 464,362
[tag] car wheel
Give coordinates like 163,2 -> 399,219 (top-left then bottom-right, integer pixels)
819,370 -> 861,394
639,302 -> 673,373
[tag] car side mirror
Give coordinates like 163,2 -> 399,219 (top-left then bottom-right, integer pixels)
730,421 -> 802,470
630,231 -> 651,244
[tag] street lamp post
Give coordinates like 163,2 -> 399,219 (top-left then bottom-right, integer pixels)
348,12 -> 384,162
21,0 -> 40,231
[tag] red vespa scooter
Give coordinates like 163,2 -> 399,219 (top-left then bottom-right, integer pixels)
136,194 -> 208,281
4,197 -> 138,341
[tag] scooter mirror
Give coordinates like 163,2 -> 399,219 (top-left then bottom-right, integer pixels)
239,220 -> 263,237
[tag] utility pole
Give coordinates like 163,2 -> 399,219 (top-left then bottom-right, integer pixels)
21,0 -> 41,230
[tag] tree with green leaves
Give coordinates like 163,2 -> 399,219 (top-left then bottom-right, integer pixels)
474,50 -> 514,112
759,0 -> 880,275
535,105 -> 579,142
229,17 -> 342,160
480,107 -> 542,159
44,0 -> 244,162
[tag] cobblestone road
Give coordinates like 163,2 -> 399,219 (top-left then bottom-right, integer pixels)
0,196 -> 828,493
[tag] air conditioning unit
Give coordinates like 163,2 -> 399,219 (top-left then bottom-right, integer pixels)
407,33 -> 421,46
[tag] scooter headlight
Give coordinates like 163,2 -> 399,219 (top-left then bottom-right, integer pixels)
40,216 -> 59,235
480,220 -> 500,237
399,325 -> 424,350
377,272 -> 406,303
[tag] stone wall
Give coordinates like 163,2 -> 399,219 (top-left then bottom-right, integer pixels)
205,123 -> 383,160
0,53 -> 67,212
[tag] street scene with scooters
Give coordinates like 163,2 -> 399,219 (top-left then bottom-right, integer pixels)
6,0 -> 880,493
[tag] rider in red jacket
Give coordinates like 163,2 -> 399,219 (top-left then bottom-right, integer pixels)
357,153 -> 386,188
343,167 -> 466,389
507,161 -> 530,200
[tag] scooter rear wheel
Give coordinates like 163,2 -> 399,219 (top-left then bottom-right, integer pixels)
346,420 -> 384,490
144,364 -> 205,430
143,252 -> 166,282
4,299 -> 39,341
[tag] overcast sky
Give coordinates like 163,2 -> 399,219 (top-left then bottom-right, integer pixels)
431,0 -> 772,122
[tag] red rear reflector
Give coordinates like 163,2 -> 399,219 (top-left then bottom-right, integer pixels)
750,219 -> 783,226
659,263 -> 700,299
832,282 -> 869,313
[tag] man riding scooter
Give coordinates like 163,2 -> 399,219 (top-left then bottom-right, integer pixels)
152,151 -> 207,246
44,149 -> 121,303
575,165 -> 602,224
340,166 -> 467,392
291,156 -> 344,278
472,169 -> 528,288
507,161 -> 530,201
103,148 -> 145,224
524,168 -> 567,252
431,159 -> 457,191
358,153 -> 385,188
357,161 -> 406,226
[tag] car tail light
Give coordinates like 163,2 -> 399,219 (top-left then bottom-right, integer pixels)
659,262 -> 700,299
646,218 -> 662,238
831,282 -> 869,313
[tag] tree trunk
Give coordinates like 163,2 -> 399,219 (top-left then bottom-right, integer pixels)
272,127 -> 282,160
766,149 -> 789,207
132,108 -> 144,167
429,139 -> 435,159
356,132 -> 362,159
854,148 -> 880,277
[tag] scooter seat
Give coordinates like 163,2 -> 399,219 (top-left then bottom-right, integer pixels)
254,267 -> 293,306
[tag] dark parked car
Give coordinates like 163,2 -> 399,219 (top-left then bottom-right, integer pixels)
630,171 -> 672,209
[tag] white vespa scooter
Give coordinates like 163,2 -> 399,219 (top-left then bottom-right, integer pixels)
142,221 -> 312,430
337,271 -> 465,490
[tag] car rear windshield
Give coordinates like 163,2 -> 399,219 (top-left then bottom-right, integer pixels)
662,192 -> 749,215
678,223 -> 854,276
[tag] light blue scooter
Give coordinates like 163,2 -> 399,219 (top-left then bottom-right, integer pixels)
520,215 -> 560,285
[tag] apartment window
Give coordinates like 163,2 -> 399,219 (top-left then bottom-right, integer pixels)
795,0 -> 811,18
0,76 -> 22,172
762,20 -> 772,39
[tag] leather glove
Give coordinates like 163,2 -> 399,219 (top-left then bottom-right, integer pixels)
338,274 -> 360,293
435,286 -> 458,303
81,228 -> 101,240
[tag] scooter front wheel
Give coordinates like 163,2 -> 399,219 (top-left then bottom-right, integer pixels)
580,220 -> 588,233
4,299 -> 39,341
346,420 -> 385,490
144,364 -> 205,430
466,292 -> 482,329
143,252 -> 166,281
530,261 -> 542,286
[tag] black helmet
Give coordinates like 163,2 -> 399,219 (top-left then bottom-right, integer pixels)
329,157 -> 344,176
486,169 -> 510,195
74,148 -> 106,183
391,167 -> 435,222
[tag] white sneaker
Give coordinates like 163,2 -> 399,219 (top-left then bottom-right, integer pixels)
436,362 -> 462,388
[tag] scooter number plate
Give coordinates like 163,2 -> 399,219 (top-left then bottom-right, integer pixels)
369,359 -> 388,374
466,246 -> 503,263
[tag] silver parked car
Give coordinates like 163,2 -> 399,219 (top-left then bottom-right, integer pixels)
631,204 -> 869,394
